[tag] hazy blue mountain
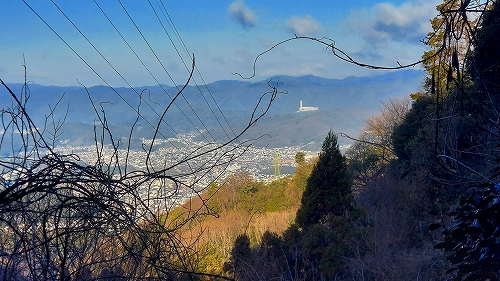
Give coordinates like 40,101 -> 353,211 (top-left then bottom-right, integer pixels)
1,69 -> 423,149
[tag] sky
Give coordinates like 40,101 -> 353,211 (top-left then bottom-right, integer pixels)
0,0 -> 441,87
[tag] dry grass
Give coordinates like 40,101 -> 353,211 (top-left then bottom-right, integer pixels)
176,194 -> 298,275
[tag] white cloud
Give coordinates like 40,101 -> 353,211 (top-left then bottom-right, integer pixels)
349,0 -> 440,45
287,16 -> 321,36
228,1 -> 256,29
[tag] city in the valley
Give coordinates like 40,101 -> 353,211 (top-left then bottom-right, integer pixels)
54,132 -> 346,207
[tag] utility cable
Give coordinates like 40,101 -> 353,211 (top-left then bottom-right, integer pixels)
49,0 -> 194,154
116,0 -> 214,143
149,0 -> 232,140
157,0 -> 237,139
21,0 -> 187,153
92,0 -> 201,150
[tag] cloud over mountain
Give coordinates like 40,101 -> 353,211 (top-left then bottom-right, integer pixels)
287,16 -> 321,36
349,0 -> 438,45
229,1 -> 256,29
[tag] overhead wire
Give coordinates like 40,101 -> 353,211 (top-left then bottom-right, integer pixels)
45,0 -> 192,154
21,0 -> 244,179
115,0 -> 215,143
157,0 -> 236,139
19,0 -> 163,143
92,0 -> 205,148
149,0 -> 234,140
157,0 -> 237,140
22,0 -> 247,179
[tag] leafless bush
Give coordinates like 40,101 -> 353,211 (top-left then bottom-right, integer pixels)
0,59 -> 280,280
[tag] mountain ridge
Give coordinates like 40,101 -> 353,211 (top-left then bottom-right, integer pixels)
1,69 -> 423,149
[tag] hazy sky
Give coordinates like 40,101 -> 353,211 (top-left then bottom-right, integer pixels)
1,0 -> 440,87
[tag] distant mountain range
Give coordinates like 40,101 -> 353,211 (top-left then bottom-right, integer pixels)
1,69 -> 423,150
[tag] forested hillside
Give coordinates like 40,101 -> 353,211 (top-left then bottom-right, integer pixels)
175,1 -> 500,280
171,160 -> 315,276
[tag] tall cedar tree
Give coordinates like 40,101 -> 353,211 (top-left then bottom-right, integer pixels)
296,130 -> 354,229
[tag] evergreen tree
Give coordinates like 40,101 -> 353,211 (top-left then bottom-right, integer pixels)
223,234 -> 252,278
295,130 -> 354,229
295,151 -> 306,164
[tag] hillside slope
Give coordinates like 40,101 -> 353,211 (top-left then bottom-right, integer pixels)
1,70 -> 422,148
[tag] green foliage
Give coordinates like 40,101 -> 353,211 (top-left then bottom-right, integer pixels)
346,141 -> 384,187
282,131 -> 359,279
432,183 -> 500,280
391,95 -> 434,163
255,179 -> 288,212
232,234 -> 252,261
421,0 -> 464,94
218,132 -> 363,280
207,182 -> 219,198
295,130 -> 354,229
224,234 -> 252,275
281,223 -> 302,251
467,1 -> 500,119
430,3 -> 500,280
295,151 -> 306,164
207,172 -> 304,215
292,155 -> 316,192
301,219 -> 350,278
204,4 -> 500,280
474,6 -> 500,78
196,244 -> 226,275
259,230 -> 281,253
239,179 -> 263,195
389,94 -> 468,206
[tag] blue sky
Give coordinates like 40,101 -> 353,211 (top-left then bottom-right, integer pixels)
1,0 -> 440,87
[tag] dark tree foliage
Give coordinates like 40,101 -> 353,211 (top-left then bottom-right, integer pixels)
430,2 -> 500,280
391,95 -> 434,164
295,130 -> 354,229
221,132 -> 360,281
432,183 -> 500,281
295,151 -> 306,164
301,219 -> 352,278
469,1 -> 500,101
224,234 -> 252,279
389,0 -> 500,210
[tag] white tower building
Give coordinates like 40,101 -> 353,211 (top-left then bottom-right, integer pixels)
298,100 -> 318,112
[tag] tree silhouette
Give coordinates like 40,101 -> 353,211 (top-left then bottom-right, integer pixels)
295,130 -> 354,229
430,2 -> 500,280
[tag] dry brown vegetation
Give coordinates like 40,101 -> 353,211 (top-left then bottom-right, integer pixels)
166,162 -> 314,276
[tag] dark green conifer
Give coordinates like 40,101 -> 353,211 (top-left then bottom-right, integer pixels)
295,130 -> 354,229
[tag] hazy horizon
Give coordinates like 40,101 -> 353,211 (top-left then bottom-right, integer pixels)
2,1 -> 438,87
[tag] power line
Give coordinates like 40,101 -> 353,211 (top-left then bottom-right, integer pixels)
92,0 -> 208,148
115,0 -> 215,143
157,0 -> 237,140
150,0 -> 234,140
21,0 -> 242,168
21,0 -> 191,156
48,0 -> 194,152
